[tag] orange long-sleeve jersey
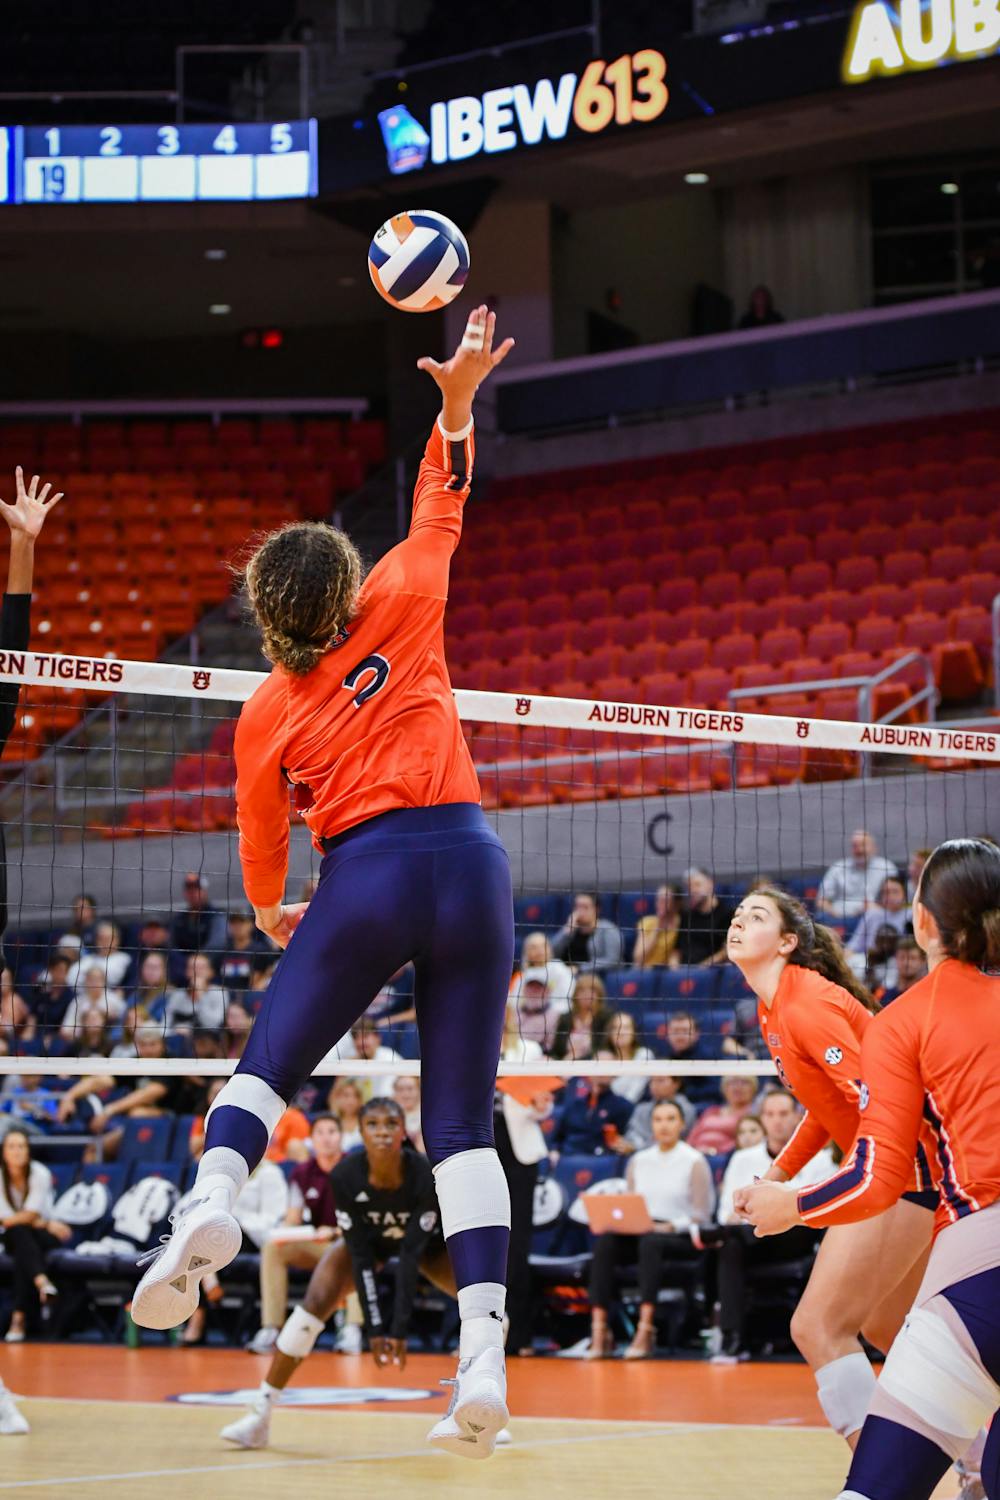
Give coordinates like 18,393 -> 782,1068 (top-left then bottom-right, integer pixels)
757,964 -> 877,1179
796,959 -> 1000,1234
234,418 -> 481,908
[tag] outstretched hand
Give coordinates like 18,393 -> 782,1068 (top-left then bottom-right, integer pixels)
0,468 -> 63,540
416,304 -> 514,409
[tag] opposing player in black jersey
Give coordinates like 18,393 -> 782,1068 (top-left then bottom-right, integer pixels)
222,1098 -> 512,1451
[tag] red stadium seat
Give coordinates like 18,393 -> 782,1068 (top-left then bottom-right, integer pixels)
933,643 -> 983,703
813,689 -> 859,721
778,594 -> 828,631
735,741 -> 805,788
642,672 -> 684,706
596,674 -> 639,703
530,593 -> 568,628
655,578 -> 699,613
688,545 -> 726,577
787,477 -> 828,509
534,621 -> 572,656
912,579 -> 963,616
929,545 -> 971,582
688,667 -> 733,707
615,583 -> 655,617
669,638 -> 711,674
788,560 -> 833,596
854,616 -> 901,655
785,656 -> 826,687
835,556 -> 880,592
799,503 -> 842,537
729,539 -> 769,574
619,611 -> 664,649
829,473 -> 868,504
758,626 -> 805,667
900,611 -> 949,651
631,641 -> 669,679
771,534 -> 811,568
899,519 -> 938,554
492,598 -> 528,632
975,540 -> 1000,573
883,550 -> 928,586
713,633 -> 757,671
856,524 -> 897,558
700,571 -> 742,609
807,621 -> 853,661
948,605 -> 992,664
858,583 -> 912,620
586,645 -> 625,683
743,565 -> 786,603
734,661 -> 781,692
814,529 -> 855,566
563,563 -> 602,593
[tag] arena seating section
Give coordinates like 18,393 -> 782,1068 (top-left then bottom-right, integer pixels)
0,415 -> 386,762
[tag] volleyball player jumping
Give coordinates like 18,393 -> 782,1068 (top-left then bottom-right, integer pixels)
725,888 -> 937,1451
132,305 -> 517,1459
0,467 -> 61,1440
743,840 -> 1000,1500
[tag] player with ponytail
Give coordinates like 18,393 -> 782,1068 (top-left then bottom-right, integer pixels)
744,840 -> 1000,1500
726,885 -> 937,1453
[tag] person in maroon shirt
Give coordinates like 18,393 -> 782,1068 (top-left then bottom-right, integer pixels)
248,1113 -> 343,1353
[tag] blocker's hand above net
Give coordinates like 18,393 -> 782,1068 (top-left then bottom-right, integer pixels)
0,467 -> 63,540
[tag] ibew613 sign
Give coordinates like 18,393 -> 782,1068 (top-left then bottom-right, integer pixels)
378,50 -> 668,174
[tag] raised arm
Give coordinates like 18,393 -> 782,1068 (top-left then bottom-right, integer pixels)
0,469 -> 63,747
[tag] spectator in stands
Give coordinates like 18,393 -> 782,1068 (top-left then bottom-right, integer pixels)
676,869 -> 734,967
246,957 -> 278,1014
878,936 -> 928,1005
126,951 -> 171,1022
109,1005 -> 151,1059
68,893 -> 98,946
660,1013 -> 721,1105
625,1074 -> 696,1148
497,1007 -> 554,1358
735,1115 -> 765,1150
188,1079 -> 225,1158
586,1099 -> 714,1360
170,872 -> 227,977
248,1113 -> 344,1354
328,1079 -> 364,1151
67,920 -> 130,999
59,963 -> 126,1038
60,1004 -> 113,1060
737,285 -> 785,330
906,847 -> 932,903
847,875 -> 910,973
31,955 -> 74,1032
223,1001 -> 254,1059
135,915 -> 171,963
217,909 -> 269,996
711,1089 -> 832,1362
393,1075 -> 425,1154
687,1074 -> 759,1155
815,829 -> 897,921
165,953 -> 228,1033
264,1096 -> 312,1164
0,1128 -> 69,1342
182,1156 -> 290,1346
550,974 -> 613,1062
603,1011 -> 657,1105
0,970 -> 31,1050
350,1020 -> 402,1099
57,1029 -> 207,1150
863,923 -> 902,994
551,893 -> 623,974
549,1052 -> 633,1158
510,970 -> 559,1054
511,931 -> 573,1012
632,885 -> 681,969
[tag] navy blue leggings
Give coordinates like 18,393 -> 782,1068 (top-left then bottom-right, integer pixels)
232,803 -> 513,1166
845,1264 -> 1000,1500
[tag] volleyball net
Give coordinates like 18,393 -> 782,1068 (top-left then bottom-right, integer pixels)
0,650 -> 997,1094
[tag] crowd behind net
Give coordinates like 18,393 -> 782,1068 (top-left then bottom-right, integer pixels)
0,651 -> 997,1089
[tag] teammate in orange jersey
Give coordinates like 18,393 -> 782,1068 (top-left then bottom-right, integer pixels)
725,887 -> 937,1452
742,839 -> 1000,1500
132,306 -> 518,1460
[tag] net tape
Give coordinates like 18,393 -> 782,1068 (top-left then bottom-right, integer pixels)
2,649 -> 998,761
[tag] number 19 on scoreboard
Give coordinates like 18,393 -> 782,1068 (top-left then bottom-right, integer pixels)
9,121 -> 318,203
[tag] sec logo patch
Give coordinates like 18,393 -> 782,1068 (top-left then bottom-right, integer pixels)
824,1046 -> 844,1066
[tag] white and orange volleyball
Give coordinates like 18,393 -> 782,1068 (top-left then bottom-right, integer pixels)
368,210 -> 470,313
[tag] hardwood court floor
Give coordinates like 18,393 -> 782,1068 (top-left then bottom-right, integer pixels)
0,1346 -> 959,1499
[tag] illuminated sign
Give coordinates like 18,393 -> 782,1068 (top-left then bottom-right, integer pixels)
377,50 -> 668,174
842,0 -> 1000,83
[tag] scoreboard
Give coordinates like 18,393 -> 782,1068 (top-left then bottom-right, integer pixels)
0,121 -> 318,203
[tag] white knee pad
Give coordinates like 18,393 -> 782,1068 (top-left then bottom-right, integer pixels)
206,1074 -> 287,1139
816,1352 -> 877,1438
880,1305 -> 999,1446
276,1305 -> 326,1360
433,1148 -> 511,1238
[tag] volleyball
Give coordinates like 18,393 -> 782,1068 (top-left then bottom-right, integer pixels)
367,209 -> 470,313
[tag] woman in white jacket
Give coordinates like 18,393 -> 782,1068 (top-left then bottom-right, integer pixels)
495,1003 -> 554,1356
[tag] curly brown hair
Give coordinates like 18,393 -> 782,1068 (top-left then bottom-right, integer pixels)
242,522 -> 363,676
